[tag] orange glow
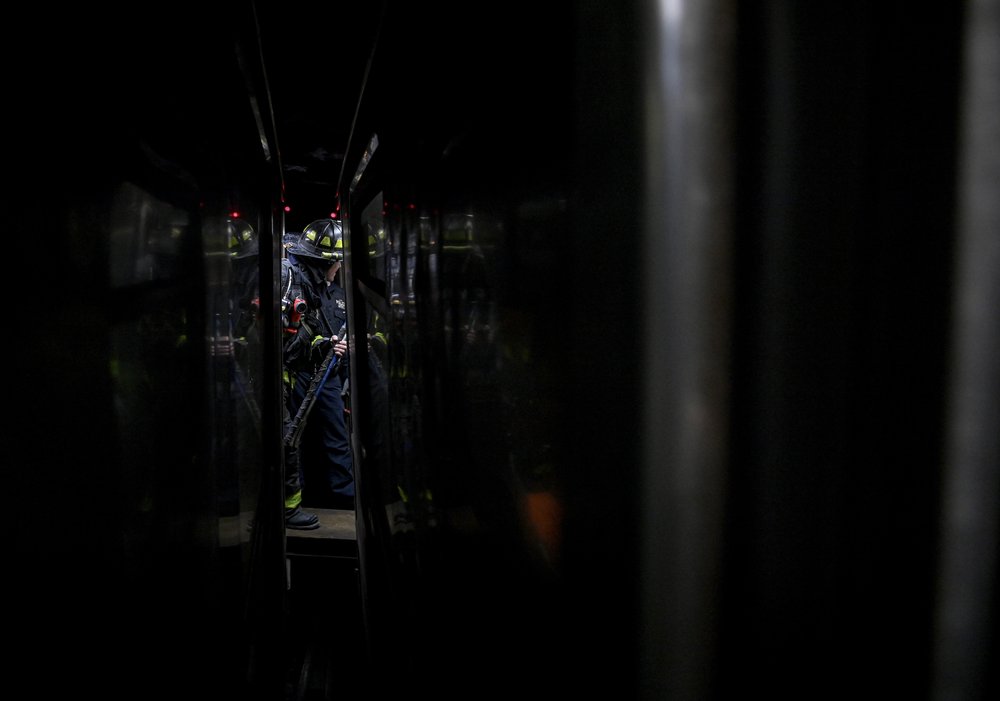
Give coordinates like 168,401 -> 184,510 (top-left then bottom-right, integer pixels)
523,491 -> 564,562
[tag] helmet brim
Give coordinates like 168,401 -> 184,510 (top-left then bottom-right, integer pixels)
288,244 -> 341,262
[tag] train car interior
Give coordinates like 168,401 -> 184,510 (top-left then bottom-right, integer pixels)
9,1 -> 997,700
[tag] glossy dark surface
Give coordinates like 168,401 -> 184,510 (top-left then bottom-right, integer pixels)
10,5 -> 288,699
336,2 -> 997,700
339,5 -> 634,697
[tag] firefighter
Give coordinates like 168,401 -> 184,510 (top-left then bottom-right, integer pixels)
285,219 -> 355,510
281,257 -> 321,529
228,217 -> 260,342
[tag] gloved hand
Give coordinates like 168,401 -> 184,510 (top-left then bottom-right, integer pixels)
310,334 -> 333,365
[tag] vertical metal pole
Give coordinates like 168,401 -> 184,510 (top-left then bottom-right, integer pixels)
933,1 -> 1000,699
639,0 -> 737,698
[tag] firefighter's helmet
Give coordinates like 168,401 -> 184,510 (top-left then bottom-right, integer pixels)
228,218 -> 258,259
289,219 -> 344,262
367,224 -> 387,258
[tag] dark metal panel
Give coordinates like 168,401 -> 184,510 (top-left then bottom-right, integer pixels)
8,4 -> 288,699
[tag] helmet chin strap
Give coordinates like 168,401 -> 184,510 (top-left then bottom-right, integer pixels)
326,260 -> 342,284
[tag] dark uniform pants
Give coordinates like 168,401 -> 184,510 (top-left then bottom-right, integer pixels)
291,367 -> 354,507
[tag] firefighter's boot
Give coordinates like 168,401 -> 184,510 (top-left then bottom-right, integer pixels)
285,507 -> 320,530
